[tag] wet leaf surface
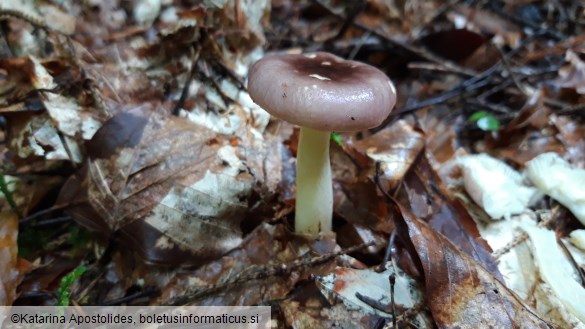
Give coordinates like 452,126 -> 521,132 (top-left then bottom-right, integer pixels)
1,0 -> 585,327
0,213 -> 29,305
398,152 -> 502,280
392,201 -> 553,329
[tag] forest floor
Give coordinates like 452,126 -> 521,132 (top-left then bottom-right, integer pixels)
1,0 -> 585,328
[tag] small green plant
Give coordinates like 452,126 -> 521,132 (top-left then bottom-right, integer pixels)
0,175 -> 19,215
330,132 -> 343,146
57,265 -> 87,306
469,111 -> 501,131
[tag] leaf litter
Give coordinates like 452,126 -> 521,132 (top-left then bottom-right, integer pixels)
1,0 -> 585,328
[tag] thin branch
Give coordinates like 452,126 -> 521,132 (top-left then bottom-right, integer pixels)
167,241 -> 376,306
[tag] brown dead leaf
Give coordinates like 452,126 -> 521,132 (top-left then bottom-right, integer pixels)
505,90 -> 551,132
450,5 -> 522,48
335,179 -> 393,234
356,0 -> 441,39
418,107 -> 458,163
486,90 -> 566,166
0,212 -> 29,305
155,223 -> 338,306
16,255 -> 79,305
392,202 -> 553,329
58,105 -> 253,265
332,121 -> 423,234
557,50 -> 585,95
420,29 -> 489,63
348,120 -> 425,192
398,151 -> 502,279
1,1 -> 76,35
279,283 -> 384,329
550,114 -> 585,168
1,56 -> 108,162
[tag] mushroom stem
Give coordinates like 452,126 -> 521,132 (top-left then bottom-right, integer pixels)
295,127 -> 333,237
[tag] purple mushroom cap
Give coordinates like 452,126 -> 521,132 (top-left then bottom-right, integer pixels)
248,52 -> 397,132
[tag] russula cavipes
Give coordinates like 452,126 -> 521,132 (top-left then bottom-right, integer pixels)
247,52 -> 396,237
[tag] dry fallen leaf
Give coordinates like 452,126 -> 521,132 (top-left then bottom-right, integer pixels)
398,152 -> 502,279
348,120 -> 424,191
58,105 -> 255,265
392,201 -> 553,329
316,264 -> 430,327
0,56 -> 108,162
0,212 -> 29,305
155,223 -> 338,306
557,50 -> 585,95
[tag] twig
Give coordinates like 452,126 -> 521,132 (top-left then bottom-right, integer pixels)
424,0 -> 467,28
0,8 -> 52,33
311,0 -> 477,77
19,204 -> 69,225
196,60 -> 233,110
167,241 -> 376,306
330,1 -> 367,42
494,44 -> 530,96
373,71 -> 494,131
484,1 -> 566,41
348,30 -> 371,60
103,287 -> 160,306
172,46 -> 201,116
493,208 -> 557,260
27,216 -> 72,228
464,99 -> 513,115
552,102 -> 585,116
389,273 -> 396,328
205,33 -> 246,90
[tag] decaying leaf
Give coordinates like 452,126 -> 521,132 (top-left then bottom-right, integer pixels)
0,213 -> 29,305
334,121 -> 424,234
550,114 -> 585,167
0,56 -> 108,162
348,120 -> 424,191
399,152 -> 502,279
279,287 -> 384,329
316,263 -> 430,327
155,223 -> 338,305
2,0 -> 584,325
392,201 -> 553,328
0,0 -> 76,35
557,50 -> 585,95
58,105 -> 255,265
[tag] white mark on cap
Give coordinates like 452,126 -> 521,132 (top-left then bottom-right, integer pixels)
388,81 -> 396,94
350,65 -> 357,68
304,86 -> 309,91
312,85 -> 318,89
321,61 -> 331,66
309,74 -> 331,81
303,53 -> 317,59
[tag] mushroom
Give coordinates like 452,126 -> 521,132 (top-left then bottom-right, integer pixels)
248,52 -> 396,237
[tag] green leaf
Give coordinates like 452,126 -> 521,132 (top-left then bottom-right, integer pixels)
57,265 -> 87,306
468,111 -> 489,122
0,175 -> 19,215
476,116 -> 501,131
469,111 -> 501,131
330,132 -> 343,146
